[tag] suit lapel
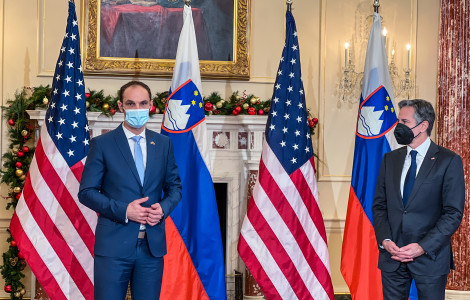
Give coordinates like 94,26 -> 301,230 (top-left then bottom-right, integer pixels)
114,124 -> 142,186
143,129 -> 160,189
393,147 -> 407,206
405,141 -> 439,207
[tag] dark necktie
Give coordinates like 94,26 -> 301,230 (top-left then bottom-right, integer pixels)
403,150 -> 418,207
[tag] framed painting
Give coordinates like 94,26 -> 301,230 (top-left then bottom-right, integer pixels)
83,0 -> 249,79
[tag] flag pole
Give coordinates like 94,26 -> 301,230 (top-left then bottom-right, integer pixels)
286,0 -> 292,12
374,0 -> 380,13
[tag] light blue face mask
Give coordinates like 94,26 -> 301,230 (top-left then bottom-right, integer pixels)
125,109 -> 149,128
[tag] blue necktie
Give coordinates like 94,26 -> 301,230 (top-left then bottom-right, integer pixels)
403,150 -> 418,207
131,136 -> 144,185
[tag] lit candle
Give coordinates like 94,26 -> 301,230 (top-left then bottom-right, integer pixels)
344,42 -> 350,68
382,28 -> 388,52
406,44 -> 411,70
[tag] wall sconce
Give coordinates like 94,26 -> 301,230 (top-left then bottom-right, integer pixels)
389,44 -> 415,99
338,42 -> 363,104
338,30 -> 415,103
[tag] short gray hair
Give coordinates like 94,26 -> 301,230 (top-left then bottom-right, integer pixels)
398,99 -> 435,136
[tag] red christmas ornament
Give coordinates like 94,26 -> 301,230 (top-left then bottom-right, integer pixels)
10,240 -> 17,247
110,108 -> 116,115
258,109 -> 264,115
85,93 -> 91,99
248,107 -> 256,115
17,251 -> 25,259
16,193 -> 21,200
8,119 -> 15,126
15,162 -> 22,168
20,260 -> 26,271
22,146 -> 29,153
308,121 -> 314,128
17,151 -> 24,158
4,285 -> 12,293
235,106 -> 242,113
204,102 -> 213,112
312,118 -> 318,125
150,105 -> 156,113
232,110 -> 238,116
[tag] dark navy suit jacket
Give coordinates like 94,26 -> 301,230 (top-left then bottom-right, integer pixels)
78,124 -> 182,258
372,141 -> 465,275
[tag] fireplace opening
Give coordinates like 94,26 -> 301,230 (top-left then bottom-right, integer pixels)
214,182 -> 228,258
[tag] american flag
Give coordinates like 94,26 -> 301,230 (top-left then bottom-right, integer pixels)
10,1 -> 97,299
237,10 -> 334,300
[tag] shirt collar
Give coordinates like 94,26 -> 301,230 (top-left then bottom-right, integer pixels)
407,136 -> 431,157
122,123 -> 146,140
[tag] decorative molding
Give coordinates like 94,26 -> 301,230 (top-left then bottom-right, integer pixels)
445,290 -> 470,299
324,218 -> 346,234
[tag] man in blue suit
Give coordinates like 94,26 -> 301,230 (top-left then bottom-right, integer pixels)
79,81 -> 182,300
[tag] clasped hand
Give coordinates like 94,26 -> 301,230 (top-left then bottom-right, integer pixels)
126,197 -> 164,226
382,240 -> 425,262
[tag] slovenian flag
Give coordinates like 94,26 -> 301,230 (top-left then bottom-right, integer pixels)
160,4 -> 227,300
340,12 -> 400,300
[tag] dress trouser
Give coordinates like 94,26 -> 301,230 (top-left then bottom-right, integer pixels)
381,263 -> 447,300
94,237 -> 164,300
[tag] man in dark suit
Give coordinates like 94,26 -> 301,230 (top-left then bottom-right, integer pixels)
372,99 -> 465,300
78,81 -> 182,300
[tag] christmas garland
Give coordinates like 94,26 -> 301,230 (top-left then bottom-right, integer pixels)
0,85 -> 318,299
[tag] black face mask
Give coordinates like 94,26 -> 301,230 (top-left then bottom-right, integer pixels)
394,122 -> 422,145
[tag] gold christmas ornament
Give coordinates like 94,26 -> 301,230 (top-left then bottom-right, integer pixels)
9,257 -> 18,266
13,187 -> 21,194
102,103 -> 110,111
242,103 -> 250,110
86,101 -> 90,108
14,292 -> 20,297
43,96 -> 49,105
208,111 -> 213,115
216,101 -> 223,109
20,289 -> 26,295
15,169 -> 24,177
20,175 -> 26,181
21,130 -> 28,137
250,97 -> 259,105
12,146 -> 19,154
155,108 -> 160,114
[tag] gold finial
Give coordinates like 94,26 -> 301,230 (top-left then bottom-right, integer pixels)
185,0 -> 191,6
286,0 -> 293,12
374,0 -> 380,13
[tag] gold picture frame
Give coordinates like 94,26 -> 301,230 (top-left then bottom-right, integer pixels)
83,0 -> 250,79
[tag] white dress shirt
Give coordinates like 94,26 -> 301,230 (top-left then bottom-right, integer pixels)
122,125 -> 147,169
400,137 -> 431,197
122,124 -> 147,230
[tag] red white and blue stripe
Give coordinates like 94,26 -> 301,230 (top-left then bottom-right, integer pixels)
10,2 -> 97,299
160,4 -> 226,300
238,10 -> 334,300
339,11 -> 419,300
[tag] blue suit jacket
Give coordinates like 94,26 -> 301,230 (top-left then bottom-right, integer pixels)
78,124 -> 182,258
